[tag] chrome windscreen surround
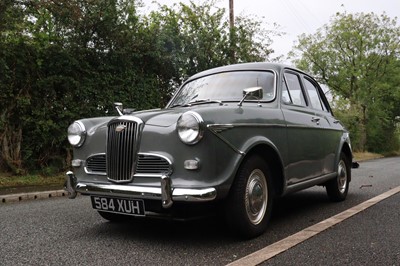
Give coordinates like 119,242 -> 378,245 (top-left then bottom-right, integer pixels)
106,116 -> 144,183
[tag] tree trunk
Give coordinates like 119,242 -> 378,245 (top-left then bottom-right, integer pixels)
359,104 -> 368,152
1,125 -> 24,174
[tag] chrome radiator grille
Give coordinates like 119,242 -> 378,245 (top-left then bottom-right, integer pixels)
85,153 -> 171,177
136,154 -> 171,175
106,118 -> 143,182
86,154 -> 106,173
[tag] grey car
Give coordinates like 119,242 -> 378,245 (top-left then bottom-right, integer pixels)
65,62 -> 356,238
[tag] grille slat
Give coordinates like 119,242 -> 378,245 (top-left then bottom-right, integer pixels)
86,154 -> 106,173
86,153 -> 171,176
136,154 -> 171,174
106,120 -> 141,182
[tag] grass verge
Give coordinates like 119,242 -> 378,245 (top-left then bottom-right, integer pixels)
353,152 -> 384,162
0,173 -> 65,189
0,151 -> 392,192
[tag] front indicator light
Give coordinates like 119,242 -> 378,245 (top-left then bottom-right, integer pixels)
71,159 -> 82,167
184,159 -> 200,170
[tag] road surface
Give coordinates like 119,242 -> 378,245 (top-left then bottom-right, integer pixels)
0,157 -> 399,265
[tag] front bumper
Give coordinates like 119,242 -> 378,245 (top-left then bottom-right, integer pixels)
64,171 -> 217,208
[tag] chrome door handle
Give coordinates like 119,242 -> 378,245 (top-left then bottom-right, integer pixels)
311,117 -> 320,123
311,117 -> 320,125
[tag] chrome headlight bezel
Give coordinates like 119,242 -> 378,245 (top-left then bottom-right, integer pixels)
68,121 -> 86,147
177,111 -> 204,145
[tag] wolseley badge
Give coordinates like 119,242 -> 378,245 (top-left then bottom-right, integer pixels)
115,124 -> 127,132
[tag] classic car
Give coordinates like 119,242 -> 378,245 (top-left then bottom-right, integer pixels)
65,62 -> 356,238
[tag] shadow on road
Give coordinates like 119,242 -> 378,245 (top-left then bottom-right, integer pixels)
83,187 -> 334,245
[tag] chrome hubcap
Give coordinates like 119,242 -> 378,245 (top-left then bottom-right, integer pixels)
337,160 -> 347,193
245,169 -> 267,225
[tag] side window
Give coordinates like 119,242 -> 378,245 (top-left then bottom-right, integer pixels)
303,77 -> 327,111
283,72 -> 307,106
282,79 -> 291,104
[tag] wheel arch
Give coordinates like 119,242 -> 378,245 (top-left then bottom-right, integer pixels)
240,142 -> 285,198
340,141 -> 352,182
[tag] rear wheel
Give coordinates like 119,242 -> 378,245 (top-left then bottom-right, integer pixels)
225,155 -> 274,239
326,152 -> 350,202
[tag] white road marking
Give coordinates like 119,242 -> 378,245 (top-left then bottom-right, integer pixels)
227,186 -> 400,266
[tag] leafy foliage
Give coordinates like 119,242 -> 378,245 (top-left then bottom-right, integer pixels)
0,0 -> 277,174
291,12 -> 400,152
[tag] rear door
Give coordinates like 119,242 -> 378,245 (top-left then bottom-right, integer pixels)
301,75 -> 343,175
281,70 -> 323,185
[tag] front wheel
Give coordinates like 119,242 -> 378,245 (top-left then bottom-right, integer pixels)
326,152 -> 350,202
225,155 -> 274,239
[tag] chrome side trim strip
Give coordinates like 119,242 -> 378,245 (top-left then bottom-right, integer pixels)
209,123 -> 286,129
207,123 -> 287,155
207,124 -> 245,155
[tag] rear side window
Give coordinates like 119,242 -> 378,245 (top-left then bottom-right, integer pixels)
283,72 -> 307,106
303,77 -> 328,111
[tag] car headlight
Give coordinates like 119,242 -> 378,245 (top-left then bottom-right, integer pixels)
68,121 -> 86,147
177,111 -> 204,145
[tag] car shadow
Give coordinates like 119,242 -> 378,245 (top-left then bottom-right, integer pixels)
86,187 -> 336,244
273,188 -> 330,220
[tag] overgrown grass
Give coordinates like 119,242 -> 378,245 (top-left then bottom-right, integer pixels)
353,152 -> 384,161
0,173 -> 65,188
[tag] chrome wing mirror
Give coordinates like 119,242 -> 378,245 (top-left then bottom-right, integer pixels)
238,87 -> 263,106
114,102 -> 135,115
114,102 -> 123,116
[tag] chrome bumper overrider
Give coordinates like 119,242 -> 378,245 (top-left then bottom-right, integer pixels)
65,171 -> 217,208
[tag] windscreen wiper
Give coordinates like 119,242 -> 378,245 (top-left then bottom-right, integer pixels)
169,103 -> 187,108
187,99 -> 223,106
170,99 -> 223,108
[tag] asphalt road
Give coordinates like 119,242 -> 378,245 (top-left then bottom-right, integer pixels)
0,157 -> 399,265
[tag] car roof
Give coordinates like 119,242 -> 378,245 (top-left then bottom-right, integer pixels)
187,62 -> 300,81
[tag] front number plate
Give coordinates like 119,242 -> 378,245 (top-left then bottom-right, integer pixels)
91,196 -> 145,216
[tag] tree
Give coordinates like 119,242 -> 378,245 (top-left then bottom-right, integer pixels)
0,0 -> 281,174
291,12 -> 400,152
0,0 -> 37,174
148,0 -> 279,80
0,0 -> 148,174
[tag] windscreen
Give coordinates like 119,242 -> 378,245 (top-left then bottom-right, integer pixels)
170,71 -> 275,106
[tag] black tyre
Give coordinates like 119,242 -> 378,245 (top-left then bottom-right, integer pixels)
326,152 -> 350,202
225,155 -> 274,239
97,211 -> 132,222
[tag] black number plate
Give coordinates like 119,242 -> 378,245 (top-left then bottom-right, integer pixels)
91,196 -> 145,216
